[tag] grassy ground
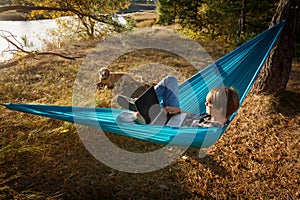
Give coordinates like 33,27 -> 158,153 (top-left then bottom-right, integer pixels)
0,22 -> 299,199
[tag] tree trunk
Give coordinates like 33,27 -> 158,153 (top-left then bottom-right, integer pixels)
252,0 -> 300,94
241,0 -> 247,33
237,0 -> 247,43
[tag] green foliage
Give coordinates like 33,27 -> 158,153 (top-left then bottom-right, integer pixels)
0,0 -> 12,5
156,0 -> 175,25
245,0 -> 278,32
157,0 -> 278,43
157,0 -> 205,26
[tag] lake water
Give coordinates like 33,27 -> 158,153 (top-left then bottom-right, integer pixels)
0,18 -> 58,62
0,16 -> 127,62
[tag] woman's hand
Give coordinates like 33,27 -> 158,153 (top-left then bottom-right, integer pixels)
165,106 -> 182,114
134,112 -> 146,124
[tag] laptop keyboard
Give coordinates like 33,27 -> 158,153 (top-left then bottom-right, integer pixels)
152,112 -> 168,125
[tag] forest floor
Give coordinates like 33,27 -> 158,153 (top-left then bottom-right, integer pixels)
0,9 -> 299,200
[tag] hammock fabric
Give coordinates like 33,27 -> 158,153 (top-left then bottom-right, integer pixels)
4,22 -> 285,148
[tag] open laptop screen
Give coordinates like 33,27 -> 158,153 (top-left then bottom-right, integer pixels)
134,86 -> 161,124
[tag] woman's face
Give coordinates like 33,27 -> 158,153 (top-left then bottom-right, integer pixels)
205,101 -> 212,115
205,101 -> 224,119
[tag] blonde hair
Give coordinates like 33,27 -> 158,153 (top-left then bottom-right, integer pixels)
206,87 -> 240,118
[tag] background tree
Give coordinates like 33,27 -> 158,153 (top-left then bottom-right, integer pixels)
157,0 -> 278,42
10,0 -> 130,37
252,0 -> 300,94
157,0 -> 299,93
156,0 -> 177,25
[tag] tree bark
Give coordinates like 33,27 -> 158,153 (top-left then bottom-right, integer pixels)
241,0 -> 247,33
252,0 -> 300,94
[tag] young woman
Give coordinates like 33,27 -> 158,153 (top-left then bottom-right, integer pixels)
117,76 -> 240,128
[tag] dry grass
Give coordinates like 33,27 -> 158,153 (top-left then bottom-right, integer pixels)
129,10 -> 158,28
0,35 -> 299,200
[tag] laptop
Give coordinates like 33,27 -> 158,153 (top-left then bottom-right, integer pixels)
134,86 -> 187,127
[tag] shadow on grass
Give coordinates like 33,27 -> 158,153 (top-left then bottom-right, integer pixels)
186,149 -> 230,178
276,90 -> 300,116
198,155 -> 230,177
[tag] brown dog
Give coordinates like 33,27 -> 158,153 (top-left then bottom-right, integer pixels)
98,67 -> 142,88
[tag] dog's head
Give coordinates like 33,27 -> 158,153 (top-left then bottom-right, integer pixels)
99,67 -> 110,80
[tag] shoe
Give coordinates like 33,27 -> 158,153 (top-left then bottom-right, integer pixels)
117,95 -> 137,111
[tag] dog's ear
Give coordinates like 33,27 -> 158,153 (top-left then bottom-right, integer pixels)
105,68 -> 110,76
99,67 -> 106,75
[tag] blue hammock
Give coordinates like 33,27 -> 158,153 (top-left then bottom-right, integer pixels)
4,21 -> 285,148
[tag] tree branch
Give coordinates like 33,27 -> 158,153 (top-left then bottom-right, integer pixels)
0,30 -> 84,63
0,60 -> 19,70
0,5 -> 121,27
0,4 -> 123,66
